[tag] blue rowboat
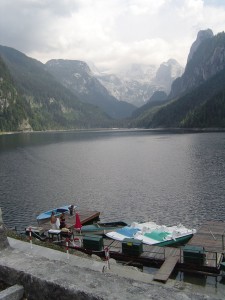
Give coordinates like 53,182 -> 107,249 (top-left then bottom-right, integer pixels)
36,205 -> 76,223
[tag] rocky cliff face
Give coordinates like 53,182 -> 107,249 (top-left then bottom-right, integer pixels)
95,64 -> 157,107
187,29 -> 214,62
153,59 -> 184,93
96,61 -> 183,107
97,72 -> 159,107
18,119 -> 32,131
46,60 -> 94,96
169,30 -> 225,99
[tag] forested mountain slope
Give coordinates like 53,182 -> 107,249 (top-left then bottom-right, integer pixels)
0,56 -> 31,131
149,67 -> 225,128
0,46 -> 111,131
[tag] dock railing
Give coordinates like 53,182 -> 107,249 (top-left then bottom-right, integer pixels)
179,247 -> 222,269
84,237 -> 223,273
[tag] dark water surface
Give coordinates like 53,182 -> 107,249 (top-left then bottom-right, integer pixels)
0,129 -> 224,230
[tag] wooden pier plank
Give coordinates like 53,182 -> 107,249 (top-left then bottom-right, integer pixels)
187,220 -> 225,253
76,209 -> 100,225
153,256 -> 179,283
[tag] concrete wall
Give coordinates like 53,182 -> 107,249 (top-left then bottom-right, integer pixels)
0,265 -> 98,300
0,208 -> 9,250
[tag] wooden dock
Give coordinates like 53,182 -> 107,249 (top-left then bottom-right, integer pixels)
102,239 -> 181,267
187,220 -> 225,252
38,209 -> 100,232
153,256 -> 179,283
92,220 -> 225,282
76,209 -> 100,225
186,220 -> 225,268
32,219 -> 225,282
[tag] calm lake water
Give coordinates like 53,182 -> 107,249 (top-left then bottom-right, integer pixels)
0,129 -> 224,230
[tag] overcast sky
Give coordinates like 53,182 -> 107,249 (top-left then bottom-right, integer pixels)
1,0 -> 225,72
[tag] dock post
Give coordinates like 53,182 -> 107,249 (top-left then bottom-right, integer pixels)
180,248 -> 182,263
66,238 -> 69,259
222,232 -> 225,250
216,252 -> 217,268
29,227 -> 33,249
104,246 -> 110,269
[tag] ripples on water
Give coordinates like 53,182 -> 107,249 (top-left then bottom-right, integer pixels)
0,130 -> 225,231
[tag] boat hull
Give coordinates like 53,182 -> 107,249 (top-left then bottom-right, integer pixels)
79,221 -> 127,235
143,234 -> 193,247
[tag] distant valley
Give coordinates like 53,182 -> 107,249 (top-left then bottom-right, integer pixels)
91,59 -> 183,107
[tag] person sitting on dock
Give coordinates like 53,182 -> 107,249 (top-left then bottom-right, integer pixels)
59,213 -> 66,229
50,211 -> 57,229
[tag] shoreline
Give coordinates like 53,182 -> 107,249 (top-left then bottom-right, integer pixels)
1,127 -> 225,137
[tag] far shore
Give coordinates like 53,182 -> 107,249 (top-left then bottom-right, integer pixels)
1,127 -> 225,137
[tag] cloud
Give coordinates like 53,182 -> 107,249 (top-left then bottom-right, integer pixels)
1,0 -> 225,72
127,0 -> 166,16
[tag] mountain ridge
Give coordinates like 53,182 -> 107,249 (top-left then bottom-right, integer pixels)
169,30 -> 225,100
45,59 -> 136,119
131,30 -> 225,129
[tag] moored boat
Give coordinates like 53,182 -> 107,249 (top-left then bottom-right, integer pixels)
36,205 -> 76,223
106,221 -> 196,247
77,221 -> 128,235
